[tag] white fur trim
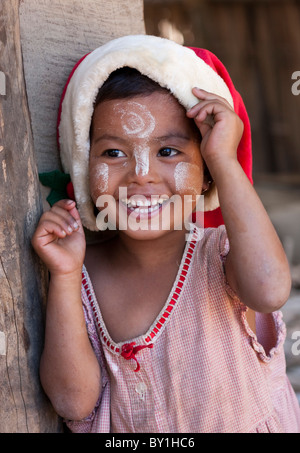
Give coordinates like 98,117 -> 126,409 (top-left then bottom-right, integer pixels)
59,35 -> 233,230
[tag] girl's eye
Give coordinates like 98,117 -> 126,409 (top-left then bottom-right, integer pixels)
103,149 -> 126,158
158,147 -> 179,157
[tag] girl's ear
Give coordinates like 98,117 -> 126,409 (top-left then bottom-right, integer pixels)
202,162 -> 213,194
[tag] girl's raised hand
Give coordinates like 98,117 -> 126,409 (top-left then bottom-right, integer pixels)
186,88 -> 244,176
31,199 -> 86,276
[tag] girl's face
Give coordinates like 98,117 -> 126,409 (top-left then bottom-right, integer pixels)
89,91 -> 206,240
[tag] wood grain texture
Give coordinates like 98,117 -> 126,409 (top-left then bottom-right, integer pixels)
0,0 -> 60,432
19,0 -> 145,173
0,0 -> 145,432
144,0 -> 300,175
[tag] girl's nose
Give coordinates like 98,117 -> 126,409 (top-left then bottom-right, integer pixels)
134,145 -> 150,178
127,146 -> 159,185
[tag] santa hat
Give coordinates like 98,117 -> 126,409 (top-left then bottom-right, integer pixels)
57,34 -> 252,231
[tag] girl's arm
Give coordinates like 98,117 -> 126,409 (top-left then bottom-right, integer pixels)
210,157 -> 291,312
187,89 -> 291,313
32,200 -> 101,420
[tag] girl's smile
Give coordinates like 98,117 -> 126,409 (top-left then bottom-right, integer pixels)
89,91 -> 206,238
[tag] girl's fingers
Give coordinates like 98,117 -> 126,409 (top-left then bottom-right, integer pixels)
32,219 -> 68,251
187,101 -> 217,121
41,219 -> 68,240
42,209 -> 79,236
187,88 -> 234,118
32,200 -> 83,253
53,199 -> 82,227
192,87 -> 233,108
188,101 -> 227,130
68,204 -> 81,224
53,199 -> 77,217
54,199 -> 76,210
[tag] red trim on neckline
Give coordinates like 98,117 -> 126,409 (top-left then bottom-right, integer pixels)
83,228 -> 199,352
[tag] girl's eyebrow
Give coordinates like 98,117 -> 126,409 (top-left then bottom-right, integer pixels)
152,133 -> 191,142
93,133 -> 128,144
93,132 -> 193,144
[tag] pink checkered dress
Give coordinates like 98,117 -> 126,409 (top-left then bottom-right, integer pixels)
66,226 -> 300,433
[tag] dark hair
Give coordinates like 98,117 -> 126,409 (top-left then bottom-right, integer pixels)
90,67 -> 171,139
91,66 -> 204,155
93,66 -> 169,107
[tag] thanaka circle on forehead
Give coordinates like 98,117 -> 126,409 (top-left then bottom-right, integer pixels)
58,34 -> 235,231
114,101 -> 156,177
115,101 -> 156,139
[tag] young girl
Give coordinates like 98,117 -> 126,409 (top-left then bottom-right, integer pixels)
32,35 -> 300,433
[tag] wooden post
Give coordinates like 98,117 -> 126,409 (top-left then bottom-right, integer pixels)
0,0 -> 145,433
0,0 -> 59,433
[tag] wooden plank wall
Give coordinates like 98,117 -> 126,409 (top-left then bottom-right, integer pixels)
0,0 -> 145,433
144,0 -> 300,176
19,0 -> 146,174
0,0 -> 59,433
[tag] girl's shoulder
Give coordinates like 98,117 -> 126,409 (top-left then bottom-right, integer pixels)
190,225 -> 230,291
195,224 -> 228,260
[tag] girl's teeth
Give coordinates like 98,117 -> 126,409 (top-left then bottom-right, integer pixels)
121,196 -> 169,211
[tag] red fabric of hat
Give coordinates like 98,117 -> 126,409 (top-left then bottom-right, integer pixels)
56,41 -> 252,230
189,47 -> 253,228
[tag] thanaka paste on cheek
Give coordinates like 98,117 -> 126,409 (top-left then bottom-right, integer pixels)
93,162 -> 109,195
174,162 -> 202,195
